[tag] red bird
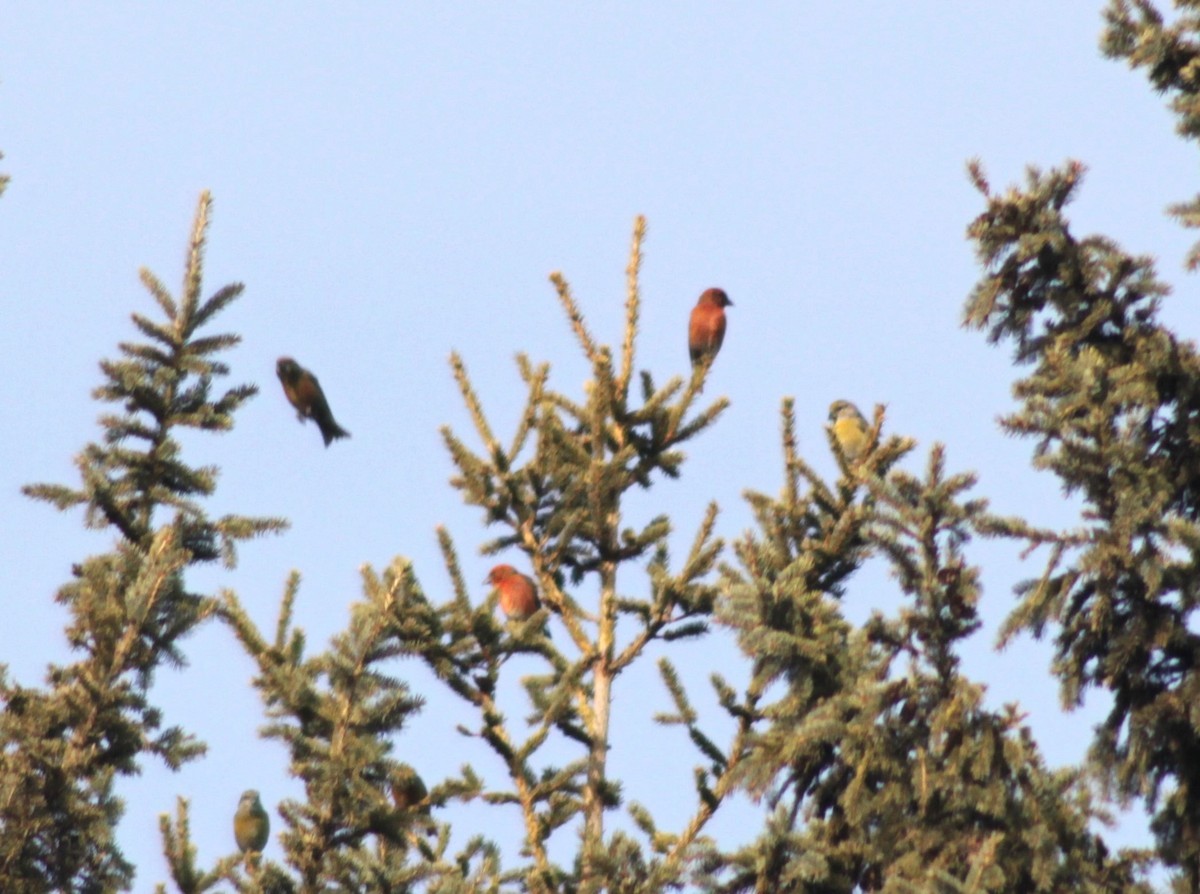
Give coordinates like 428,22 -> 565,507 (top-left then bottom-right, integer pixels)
486,564 -> 541,620
276,356 -> 350,447
688,287 -> 733,368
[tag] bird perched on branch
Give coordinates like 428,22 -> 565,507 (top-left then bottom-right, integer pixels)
391,763 -> 430,814
276,356 -> 350,446
371,762 -> 433,847
486,564 -> 541,620
828,400 -> 870,462
233,789 -> 270,855
688,287 -> 733,368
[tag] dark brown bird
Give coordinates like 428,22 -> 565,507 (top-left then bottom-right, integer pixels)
486,564 -> 541,620
276,357 -> 350,446
371,763 -> 432,848
688,287 -> 733,367
390,763 -> 429,814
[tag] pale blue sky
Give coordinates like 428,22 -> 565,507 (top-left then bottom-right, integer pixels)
1,3 -> 1194,887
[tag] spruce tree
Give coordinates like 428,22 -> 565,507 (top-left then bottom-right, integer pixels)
155,217 -> 736,893
703,403 -> 1149,892
160,564 -> 449,894
392,217 -> 732,891
1,192 -> 283,892
963,154 -> 1200,889
954,7 -> 1200,891
9,198 -> 1156,894
18,3 -> 1200,886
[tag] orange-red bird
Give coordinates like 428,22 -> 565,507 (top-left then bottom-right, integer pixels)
276,357 -> 350,447
486,564 -> 541,620
688,287 -> 733,367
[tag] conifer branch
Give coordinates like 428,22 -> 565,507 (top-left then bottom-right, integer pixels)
158,798 -> 228,894
511,356 -> 550,460
436,220 -> 739,890
617,215 -> 646,402
966,154 -> 1200,882
4,192 -> 280,891
1102,0 -> 1200,268
140,267 -> 178,322
448,351 -> 500,457
646,661 -> 762,888
218,566 -> 449,891
549,271 -> 603,368
179,191 -> 210,334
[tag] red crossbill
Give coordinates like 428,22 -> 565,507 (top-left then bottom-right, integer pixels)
390,763 -> 429,813
372,763 -> 434,849
486,564 -> 541,620
233,789 -> 270,854
688,287 -> 733,367
276,356 -> 350,446
828,400 -> 870,461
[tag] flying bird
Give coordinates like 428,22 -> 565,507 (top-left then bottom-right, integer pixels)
276,356 -> 350,446
828,400 -> 870,462
688,287 -> 733,367
234,789 -> 270,855
486,564 -> 541,620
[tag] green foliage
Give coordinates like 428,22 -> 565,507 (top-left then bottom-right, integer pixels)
148,216 -> 738,894
692,404 -> 1147,892
3,189 -> 1159,894
387,216 -> 734,892
17,6 -> 1200,889
1103,0 -> 1200,267
157,799 -> 227,894
965,152 -> 1200,888
23,191 -> 282,567
193,565 -> 456,893
1,192 -> 283,892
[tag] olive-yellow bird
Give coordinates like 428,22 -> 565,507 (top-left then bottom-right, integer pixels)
828,400 -> 870,461
233,789 -> 270,855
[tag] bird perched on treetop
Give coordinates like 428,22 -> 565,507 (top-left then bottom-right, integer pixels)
688,287 -> 733,368
486,564 -> 541,620
276,356 -> 350,446
233,789 -> 270,855
828,400 -> 870,462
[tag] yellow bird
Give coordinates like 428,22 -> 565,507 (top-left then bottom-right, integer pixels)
233,789 -> 270,855
828,400 -> 870,462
